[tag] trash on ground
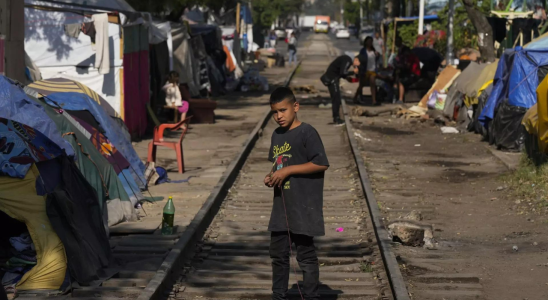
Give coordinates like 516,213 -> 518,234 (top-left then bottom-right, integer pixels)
441,126 -> 459,134
336,227 -> 344,232
354,131 -> 372,142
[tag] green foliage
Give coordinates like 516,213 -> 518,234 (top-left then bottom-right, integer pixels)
252,0 -> 305,27
344,0 -> 360,25
391,0 -> 492,57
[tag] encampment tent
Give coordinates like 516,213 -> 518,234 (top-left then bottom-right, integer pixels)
42,92 -> 147,196
0,75 -> 115,291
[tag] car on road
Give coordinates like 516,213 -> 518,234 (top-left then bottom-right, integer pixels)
359,26 -> 375,44
274,27 -> 287,40
336,28 -> 351,39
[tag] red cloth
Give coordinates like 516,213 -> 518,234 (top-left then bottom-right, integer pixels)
123,50 -> 149,138
408,55 -> 421,77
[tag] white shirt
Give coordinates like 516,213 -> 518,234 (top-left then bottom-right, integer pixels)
373,37 -> 384,55
366,50 -> 376,72
162,82 -> 182,106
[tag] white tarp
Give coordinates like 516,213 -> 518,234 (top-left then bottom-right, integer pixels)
25,6 -> 123,114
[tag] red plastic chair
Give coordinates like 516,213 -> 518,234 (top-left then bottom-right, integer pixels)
147,117 -> 192,173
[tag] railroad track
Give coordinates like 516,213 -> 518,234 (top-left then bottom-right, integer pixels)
18,34 -> 413,300
170,34 -> 409,300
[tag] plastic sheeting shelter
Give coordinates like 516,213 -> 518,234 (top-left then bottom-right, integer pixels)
28,78 -> 120,119
479,49 -> 517,125
527,75 -> 548,153
0,77 -> 74,179
525,32 -> 548,50
480,48 -> 548,125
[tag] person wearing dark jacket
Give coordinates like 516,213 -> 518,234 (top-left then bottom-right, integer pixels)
320,55 -> 361,125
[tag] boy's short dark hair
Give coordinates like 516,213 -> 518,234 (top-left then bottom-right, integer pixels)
270,87 -> 296,105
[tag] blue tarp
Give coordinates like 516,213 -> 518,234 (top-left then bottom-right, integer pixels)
240,5 -> 253,24
507,49 -> 548,108
479,47 -> 548,126
479,49 -> 516,125
398,15 -> 439,21
43,92 -> 147,189
0,76 -> 74,158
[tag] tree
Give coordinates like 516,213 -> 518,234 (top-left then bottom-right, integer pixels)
462,0 -> 495,62
395,0 -> 494,61
343,0 -> 360,26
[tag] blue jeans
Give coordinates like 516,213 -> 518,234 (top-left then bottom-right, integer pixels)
288,49 -> 297,66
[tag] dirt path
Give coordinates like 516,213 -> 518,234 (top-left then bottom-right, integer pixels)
348,108 -> 548,300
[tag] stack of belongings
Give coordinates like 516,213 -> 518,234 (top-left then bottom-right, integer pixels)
2,233 -> 37,293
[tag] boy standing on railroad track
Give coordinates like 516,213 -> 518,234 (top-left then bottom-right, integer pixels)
264,87 -> 330,300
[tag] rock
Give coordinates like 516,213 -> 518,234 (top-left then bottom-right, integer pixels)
497,186 -> 505,191
513,245 -> 519,252
403,210 -> 423,221
533,242 -> 538,246
388,221 -> 433,247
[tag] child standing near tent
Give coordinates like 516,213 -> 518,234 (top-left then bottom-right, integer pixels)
264,87 -> 329,300
162,71 -> 189,128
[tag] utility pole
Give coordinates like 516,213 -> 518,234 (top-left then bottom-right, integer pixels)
418,0 -> 425,34
0,0 -> 25,83
340,0 -> 344,24
446,0 -> 455,65
360,0 -> 363,28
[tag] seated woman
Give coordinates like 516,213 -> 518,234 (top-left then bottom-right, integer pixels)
354,37 -> 380,105
162,71 -> 190,129
394,47 -> 421,104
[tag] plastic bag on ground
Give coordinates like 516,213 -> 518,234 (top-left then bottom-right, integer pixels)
490,100 -> 527,151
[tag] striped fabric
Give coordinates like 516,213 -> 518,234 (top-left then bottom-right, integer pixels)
28,78 -> 119,118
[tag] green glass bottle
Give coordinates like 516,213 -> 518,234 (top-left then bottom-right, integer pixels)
161,196 -> 175,235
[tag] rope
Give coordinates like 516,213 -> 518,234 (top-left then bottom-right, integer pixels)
280,185 -> 305,300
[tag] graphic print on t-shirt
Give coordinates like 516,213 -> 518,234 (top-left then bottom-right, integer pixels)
271,141 -> 292,190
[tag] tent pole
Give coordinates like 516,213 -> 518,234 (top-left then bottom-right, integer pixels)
446,0 -> 455,65
418,0 -> 425,35
236,3 -> 241,35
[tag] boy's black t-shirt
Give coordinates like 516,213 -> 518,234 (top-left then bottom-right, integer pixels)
267,122 -> 329,236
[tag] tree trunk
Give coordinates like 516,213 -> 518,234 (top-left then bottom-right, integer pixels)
462,0 -> 495,62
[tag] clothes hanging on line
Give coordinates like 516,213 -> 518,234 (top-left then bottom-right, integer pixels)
64,23 -> 81,38
82,22 -> 96,44
91,14 -> 110,75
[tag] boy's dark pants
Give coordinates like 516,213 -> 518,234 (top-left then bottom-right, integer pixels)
270,231 -> 320,300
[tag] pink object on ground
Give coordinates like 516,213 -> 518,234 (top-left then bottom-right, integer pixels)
178,101 -> 189,114
336,227 -> 344,232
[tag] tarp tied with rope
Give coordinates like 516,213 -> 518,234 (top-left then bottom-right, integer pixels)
507,48 -> 548,109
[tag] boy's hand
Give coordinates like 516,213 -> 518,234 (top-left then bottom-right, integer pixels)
264,173 -> 272,187
270,168 -> 291,188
